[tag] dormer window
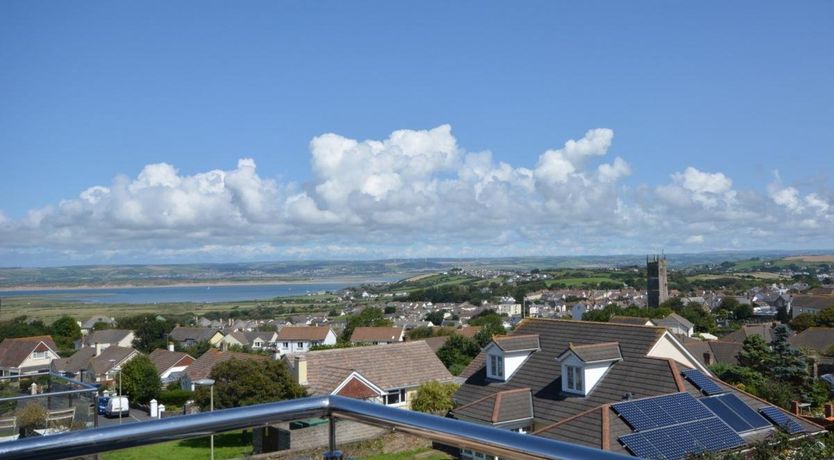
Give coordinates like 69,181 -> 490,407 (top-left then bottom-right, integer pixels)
556,342 -> 622,396
565,365 -> 583,392
483,335 -> 540,382
489,354 -> 504,379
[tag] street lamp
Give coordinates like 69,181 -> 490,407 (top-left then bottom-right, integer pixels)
113,365 -> 123,425
194,378 -> 215,460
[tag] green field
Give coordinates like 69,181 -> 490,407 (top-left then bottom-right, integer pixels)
102,432 -> 251,460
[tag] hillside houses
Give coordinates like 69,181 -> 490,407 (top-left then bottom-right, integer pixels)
275,326 -> 337,354
0,336 -> 61,376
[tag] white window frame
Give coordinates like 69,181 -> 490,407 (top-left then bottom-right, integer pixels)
566,365 -> 584,393
297,341 -> 304,349
488,354 -> 504,379
31,351 -> 49,360
385,388 -> 406,405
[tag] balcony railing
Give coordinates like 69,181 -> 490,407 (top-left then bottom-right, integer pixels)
0,395 -> 634,460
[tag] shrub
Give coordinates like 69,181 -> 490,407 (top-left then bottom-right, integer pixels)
158,389 -> 194,407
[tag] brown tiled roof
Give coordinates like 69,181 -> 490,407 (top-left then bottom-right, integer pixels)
169,327 -> 222,343
0,336 -> 58,368
350,327 -> 403,342
454,388 -> 533,424
421,335 -> 451,353
454,319 -> 675,427
789,327 -> 834,354
721,324 -> 775,343
185,349 -> 268,381
491,334 -> 540,352
303,341 -> 453,395
148,349 -> 194,374
684,340 -> 743,366
276,326 -> 332,341
609,316 -> 653,326
563,342 -> 622,363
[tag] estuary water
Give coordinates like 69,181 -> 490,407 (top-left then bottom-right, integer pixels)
0,282 -> 360,304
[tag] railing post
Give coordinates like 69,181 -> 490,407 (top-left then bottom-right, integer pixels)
323,416 -> 342,460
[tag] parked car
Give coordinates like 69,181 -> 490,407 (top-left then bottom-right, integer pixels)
97,395 -> 110,415
105,396 -> 129,418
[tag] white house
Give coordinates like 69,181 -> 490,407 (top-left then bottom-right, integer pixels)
0,336 -> 61,376
275,326 -> 337,354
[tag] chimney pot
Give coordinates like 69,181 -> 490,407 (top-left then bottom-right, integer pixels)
791,400 -> 801,415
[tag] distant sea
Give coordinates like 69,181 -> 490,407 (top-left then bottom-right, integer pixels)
0,282 -> 363,304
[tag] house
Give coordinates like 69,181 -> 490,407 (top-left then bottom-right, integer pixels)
51,345 -> 140,384
654,313 -> 695,337
609,316 -> 655,326
79,329 -> 135,350
789,327 -> 834,356
222,331 -> 277,350
79,315 -> 117,335
149,347 -> 195,383
275,326 -> 336,354
792,295 -> 834,317
721,324 -> 776,344
450,318 -> 823,459
349,327 -> 404,345
168,327 -> 225,348
181,349 -> 269,391
286,340 -> 453,409
0,336 -> 61,376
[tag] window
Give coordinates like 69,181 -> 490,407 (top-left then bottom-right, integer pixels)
566,365 -> 583,392
283,342 -> 289,348
489,354 -> 504,379
31,351 -> 49,360
297,341 -> 304,349
385,389 -> 406,405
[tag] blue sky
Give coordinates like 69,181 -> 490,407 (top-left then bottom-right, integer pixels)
1,1 -> 833,266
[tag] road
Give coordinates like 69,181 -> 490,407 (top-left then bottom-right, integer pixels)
97,408 -> 152,427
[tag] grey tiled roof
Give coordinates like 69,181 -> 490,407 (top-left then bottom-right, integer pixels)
655,313 -> 694,330
564,342 -> 622,363
83,329 -> 133,347
609,316 -> 653,326
789,327 -> 834,353
169,327 -> 222,343
491,334 -> 540,352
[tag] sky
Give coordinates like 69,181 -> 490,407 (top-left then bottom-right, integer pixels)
1,1 -> 833,266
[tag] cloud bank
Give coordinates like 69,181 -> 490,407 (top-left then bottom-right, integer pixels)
1,125 -> 832,264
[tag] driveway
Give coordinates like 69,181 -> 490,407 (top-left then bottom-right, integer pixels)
96,408 -> 152,426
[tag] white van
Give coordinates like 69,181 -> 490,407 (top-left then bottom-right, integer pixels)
106,395 -> 130,418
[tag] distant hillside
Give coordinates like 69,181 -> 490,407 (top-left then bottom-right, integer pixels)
0,251 -> 828,289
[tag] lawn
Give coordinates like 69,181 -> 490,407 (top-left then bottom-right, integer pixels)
364,447 -> 452,460
102,431 -> 252,460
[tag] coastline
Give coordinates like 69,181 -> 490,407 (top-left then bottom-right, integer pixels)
0,276 -> 395,293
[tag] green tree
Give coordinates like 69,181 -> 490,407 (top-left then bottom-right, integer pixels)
816,305 -> 834,327
411,380 -> 460,414
736,335 -> 771,375
718,296 -> 740,313
50,316 -> 81,340
194,359 -> 305,410
472,320 -> 505,348
790,313 -> 818,332
340,307 -> 393,342
436,334 -> 480,375
0,316 -> 50,341
120,355 -> 162,405
733,303 -> 754,320
768,325 -> 808,384
118,314 -> 174,353
177,340 -> 212,358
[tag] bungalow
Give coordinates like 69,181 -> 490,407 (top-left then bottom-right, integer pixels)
349,327 -> 404,345
168,327 -> 225,348
149,347 -> 195,383
286,340 -> 453,409
181,349 -> 269,391
78,329 -> 135,350
792,295 -> 834,317
789,327 -> 834,356
275,326 -> 336,354
654,312 -> 695,337
51,345 -> 140,384
0,336 -> 61,376
450,318 -> 824,459
78,315 -> 117,335
222,331 -> 277,350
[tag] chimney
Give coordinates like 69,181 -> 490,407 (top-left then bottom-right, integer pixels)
168,342 -> 175,352
293,355 -> 308,386
825,403 -> 834,419
790,400 -> 801,415
703,352 -> 713,366
95,342 -> 102,357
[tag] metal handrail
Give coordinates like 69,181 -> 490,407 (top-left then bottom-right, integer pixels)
0,395 -> 634,460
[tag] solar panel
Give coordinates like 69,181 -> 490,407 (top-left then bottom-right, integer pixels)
619,418 -> 744,460
718,394 -> 771,430
682,369 -> 725,395
612,392 -> 714,431
760,406 -> 805,434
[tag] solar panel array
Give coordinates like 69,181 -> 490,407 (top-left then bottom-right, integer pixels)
681,369 -> 725,395
701,394 -> 771,433
760,406 -> 805,434
612,392 -> 714,431
614,393 -> 745,459
619,418 -> 745,460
